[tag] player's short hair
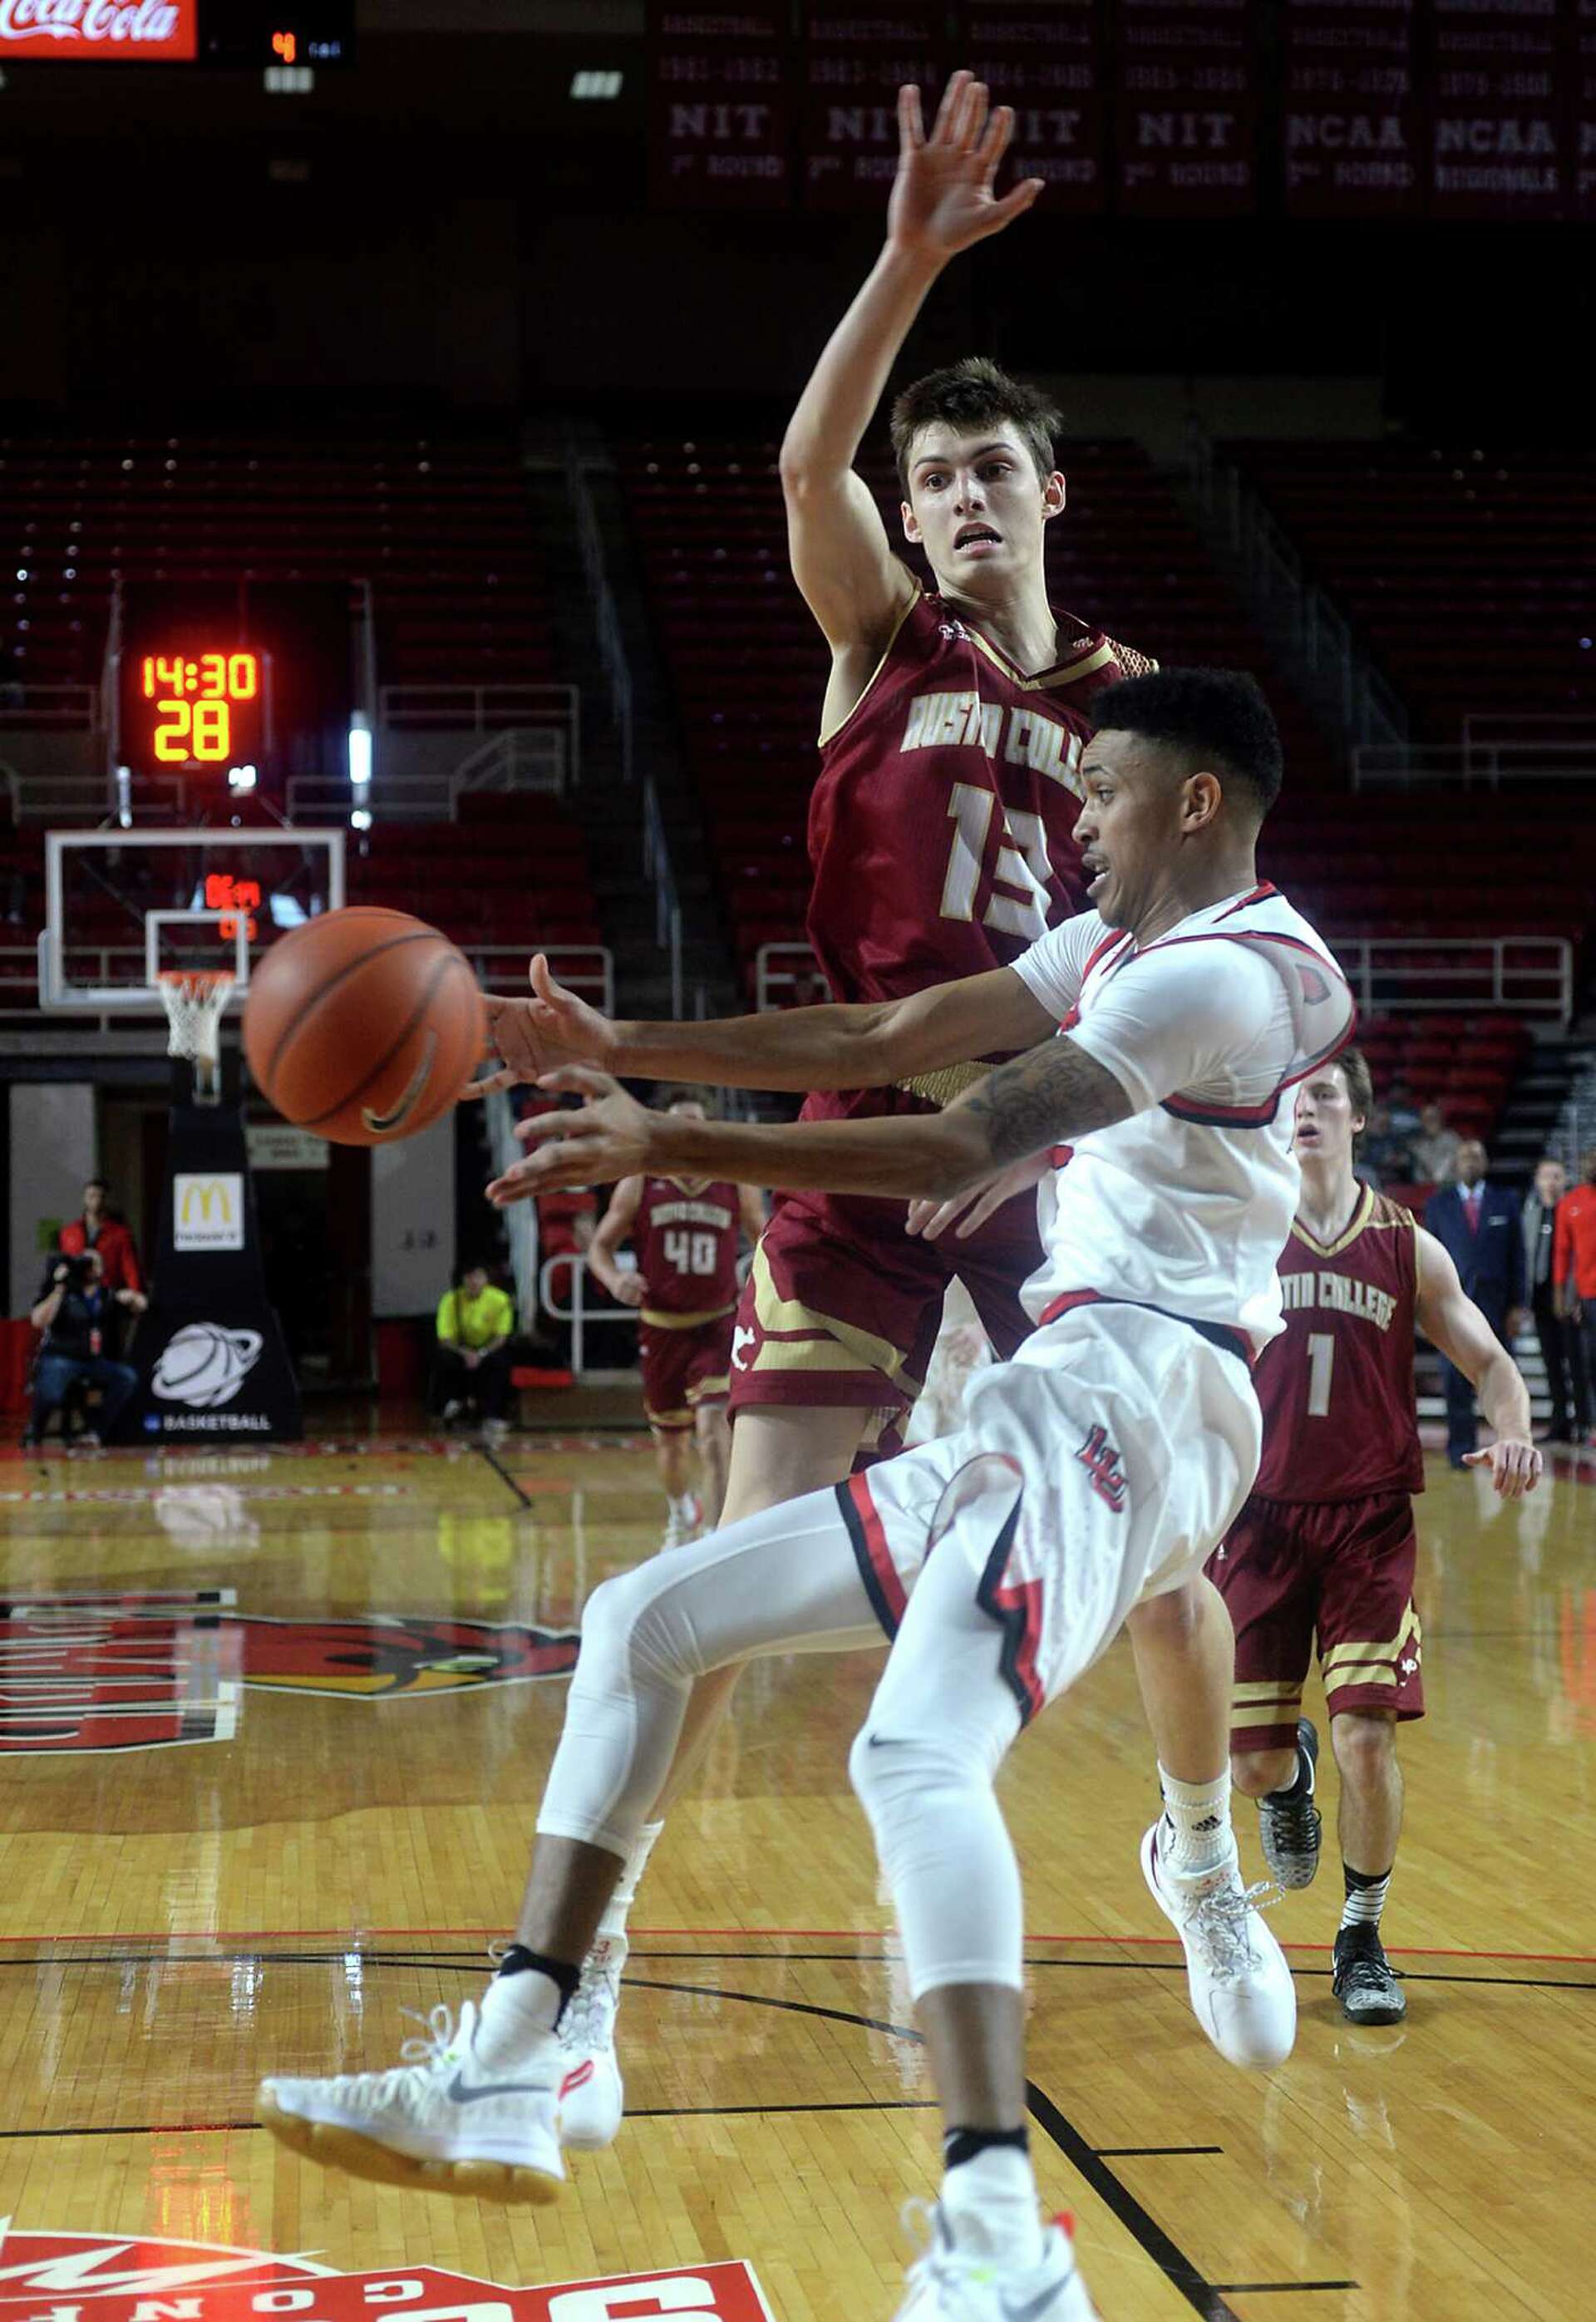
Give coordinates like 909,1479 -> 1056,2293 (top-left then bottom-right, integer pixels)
655,1082 -> 712,1114
1087,667 -> 1284,819
1331,1047 -> 1373,1128
889,357 -> 1062,496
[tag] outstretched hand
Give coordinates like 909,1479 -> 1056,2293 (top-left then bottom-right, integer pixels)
486,1067 -> 655,1206
905,1150 -> 1051,1243
887,71 -> 1044,264
1462,1438 -> 1543,1498
464,953 -> 614,1099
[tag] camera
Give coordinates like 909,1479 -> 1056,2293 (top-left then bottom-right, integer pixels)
58,1253 -> 96,1288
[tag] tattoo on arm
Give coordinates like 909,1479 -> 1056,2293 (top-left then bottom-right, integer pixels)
965,1037 -> 1131,1166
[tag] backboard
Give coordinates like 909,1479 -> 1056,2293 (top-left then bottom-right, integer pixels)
39,827 -> 346,1015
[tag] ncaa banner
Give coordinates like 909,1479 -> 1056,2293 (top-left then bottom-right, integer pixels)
0,1 -> 199,59
1281,0 -> 1422,220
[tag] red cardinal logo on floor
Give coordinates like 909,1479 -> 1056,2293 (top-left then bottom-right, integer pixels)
0,1592 -> 580,1753
0,2229 -> 776,2322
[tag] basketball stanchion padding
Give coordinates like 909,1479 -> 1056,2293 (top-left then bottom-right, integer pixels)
242,906 -> 487,1145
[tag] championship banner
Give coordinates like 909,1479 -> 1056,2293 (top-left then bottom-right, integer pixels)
1115,0 -> 1259,216
954,0 -> 1106,214
1579,2 -> 1596,219
1281,0 -> 1423,218
1426,0 -> 1569,220
646,1 -> 794,210
0,0 -> 198,58
800,2 -> 948,210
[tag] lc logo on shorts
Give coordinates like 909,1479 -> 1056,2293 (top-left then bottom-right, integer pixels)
0,2228 -> 776,2321
174,1171 -> 244,1250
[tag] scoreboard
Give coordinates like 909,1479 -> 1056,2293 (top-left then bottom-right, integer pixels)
0,1 -> 353,66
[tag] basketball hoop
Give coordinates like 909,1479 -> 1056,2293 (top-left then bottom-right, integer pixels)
158,969 -> 234,1103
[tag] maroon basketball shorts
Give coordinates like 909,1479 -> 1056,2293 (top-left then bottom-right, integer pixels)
638,1310 -> 735,1432
1207,1490 -> 1424,1753
724,1181 -> 1042,1448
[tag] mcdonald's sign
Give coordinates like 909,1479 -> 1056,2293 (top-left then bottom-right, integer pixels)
174,1171 -> 244,1252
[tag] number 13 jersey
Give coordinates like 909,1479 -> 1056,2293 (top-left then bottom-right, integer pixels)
806,589 -> 1151,1016
634,1176 -> 742,1328
1253,1184 -> 1426,1504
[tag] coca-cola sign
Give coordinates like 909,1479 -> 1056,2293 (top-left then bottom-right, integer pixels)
0,0 -> 198,59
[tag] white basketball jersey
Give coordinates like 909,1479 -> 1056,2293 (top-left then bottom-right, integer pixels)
1011,883 -> 1354,1351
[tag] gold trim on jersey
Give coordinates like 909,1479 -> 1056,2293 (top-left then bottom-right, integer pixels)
659,1174 -> 717,1198
816,584 -> 922,750
894,1061 -> 991,1108
968,628 -> 1123,693
748,1243 -> 924,1391
1291,1181 -> 1375,1259
1231,1695 -> 1304,1728
640,1301 -> 737,1331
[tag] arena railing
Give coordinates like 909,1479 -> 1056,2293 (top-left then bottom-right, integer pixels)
564,444 -> 635,785
4,767 -> 193,825
377,683 -> 581,774
285,726 -> 568,822
643,776 -> 684,1018
757,935 -> 1573,1028
3,940 -> 613,1028
1353,717 -> 1596,790
0,684 -> 98,732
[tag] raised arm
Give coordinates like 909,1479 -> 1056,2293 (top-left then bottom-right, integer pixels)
781,74 -> 1042,722
471,953 -> 1056,1100
1415,1227 -> 1540,1496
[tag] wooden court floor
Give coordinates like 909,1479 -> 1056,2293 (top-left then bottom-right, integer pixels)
1,1422 -> 1594,2321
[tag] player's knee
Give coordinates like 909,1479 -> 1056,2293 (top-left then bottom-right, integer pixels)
1231,1747 -> 1293,1797
579,1565 -> 690,1692
1332,1708 -> 1396,1786
1127,1576 -> 1205,1647
849,1719 -> 988,1832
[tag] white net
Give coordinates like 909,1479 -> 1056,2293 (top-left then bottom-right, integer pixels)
157,969 -> 234,1087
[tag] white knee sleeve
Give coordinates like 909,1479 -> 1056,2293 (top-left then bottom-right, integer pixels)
850,1715 -> 1024,1999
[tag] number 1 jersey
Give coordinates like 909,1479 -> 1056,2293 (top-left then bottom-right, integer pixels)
806,589 -> 1151,1020
634,1175 -> 742,1327
1253,1184 -> 1426,1504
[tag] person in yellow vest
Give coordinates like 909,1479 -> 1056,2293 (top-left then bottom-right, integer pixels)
435,1264 -> 515,1442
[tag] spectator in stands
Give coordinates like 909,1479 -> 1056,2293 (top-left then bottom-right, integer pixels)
1525,1157 -> 1587,1445
1385,1077 -> 1422,1140
1554,1149 -> 1596,1445
1357,1099 -> 1416,1189
1409,1100 -> 1461,1187
434,1262 -> 515,1443
1425,1139 -> 1526,1467
25,1247 -> 143,1449
59,1178 -> 143,1353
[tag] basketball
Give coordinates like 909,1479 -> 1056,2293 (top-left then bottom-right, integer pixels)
242,906 -> 486,1146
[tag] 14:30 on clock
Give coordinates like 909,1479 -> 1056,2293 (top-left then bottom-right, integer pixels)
140,650 -> 260,764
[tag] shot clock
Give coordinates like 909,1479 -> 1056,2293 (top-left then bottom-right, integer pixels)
139,648 -> 264,768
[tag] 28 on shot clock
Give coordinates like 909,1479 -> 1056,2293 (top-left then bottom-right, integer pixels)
136,647 -> 268,771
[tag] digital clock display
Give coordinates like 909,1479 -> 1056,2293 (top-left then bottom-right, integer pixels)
140,649 -> 260,766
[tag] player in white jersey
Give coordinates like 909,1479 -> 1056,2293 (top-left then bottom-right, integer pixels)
260,672 -> 1352,2322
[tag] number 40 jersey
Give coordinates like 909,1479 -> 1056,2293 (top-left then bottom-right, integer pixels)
1252,1183 -> 1426,1504
634,1175 -> 742,1329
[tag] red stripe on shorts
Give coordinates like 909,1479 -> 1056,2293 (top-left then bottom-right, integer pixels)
842,1472 -> 909,1634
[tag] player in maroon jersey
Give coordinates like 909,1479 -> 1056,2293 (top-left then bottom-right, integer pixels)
1209,1048 -> 1540,2025
588,1088 -> 766,1550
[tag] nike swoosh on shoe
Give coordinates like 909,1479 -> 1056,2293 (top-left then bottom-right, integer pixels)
446,2071 -> 554,2105
999,2281 -> 1073,2322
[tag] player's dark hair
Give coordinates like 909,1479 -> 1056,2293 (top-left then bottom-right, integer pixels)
84,1176 -> 108,1192
1332,1048 -> 1373,1131
889,357 -> 1062,496
1088,668 -> 1284,819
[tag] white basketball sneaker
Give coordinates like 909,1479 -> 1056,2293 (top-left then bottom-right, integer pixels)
892,2204 -> 1100,2321
258,1999 -> 564,2202
1141,1821 -> 1297,2070
659,1494 -> 702,1550
554,1935 -> 626,2150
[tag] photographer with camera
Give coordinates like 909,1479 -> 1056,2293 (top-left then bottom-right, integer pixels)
25,1246 -> 145,1449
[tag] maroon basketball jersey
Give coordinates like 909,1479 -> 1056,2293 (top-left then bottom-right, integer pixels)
807,590 -> 1150,1019
1254,1185 -> 1426,1503
634,1176 -> 741,1325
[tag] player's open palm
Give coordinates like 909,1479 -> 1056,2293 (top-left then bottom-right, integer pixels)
888,71 -> 1042,263
466,953 -> 614,1097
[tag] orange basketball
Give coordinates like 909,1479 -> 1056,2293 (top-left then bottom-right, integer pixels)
242,907 -> 487,1146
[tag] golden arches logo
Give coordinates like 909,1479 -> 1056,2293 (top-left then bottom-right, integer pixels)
180,1179 -> 236,1227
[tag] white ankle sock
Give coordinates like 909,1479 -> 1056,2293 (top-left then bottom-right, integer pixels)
472,1965 -> 564,2073
597,1818 -> 663,1945
941,2145 -> 1044,2270
1158,1764 -> 1233,1875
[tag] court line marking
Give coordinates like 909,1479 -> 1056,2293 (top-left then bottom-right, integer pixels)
2,1925 -> 1593,1965
471,1440 -> 534,1511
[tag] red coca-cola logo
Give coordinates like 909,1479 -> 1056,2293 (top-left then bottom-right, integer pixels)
0,0 -> 198,57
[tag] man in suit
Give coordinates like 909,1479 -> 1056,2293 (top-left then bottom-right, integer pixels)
1426,1139 -> 1526,1467
1524,1156 -> 1587,1443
